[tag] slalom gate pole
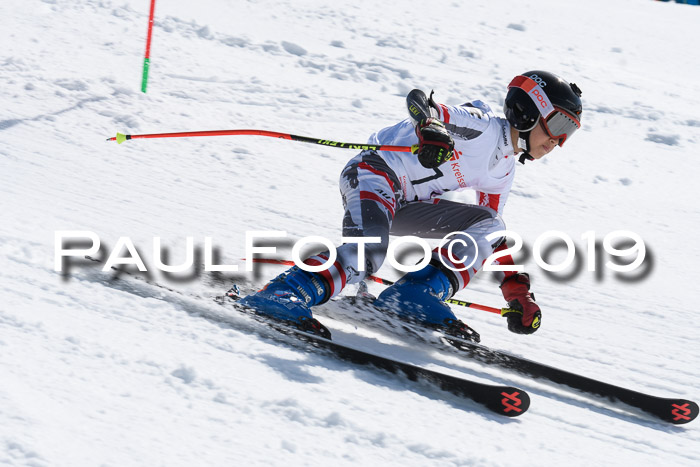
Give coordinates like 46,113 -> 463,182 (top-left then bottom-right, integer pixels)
106,129 -> 418,153
247,258 -> 504,315
141,0 -> 157,93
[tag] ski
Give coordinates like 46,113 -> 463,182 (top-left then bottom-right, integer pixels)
320,296 -> 699,425
216,292 -> 530,418
77,257 -> 695,424
77,261 -> 529,418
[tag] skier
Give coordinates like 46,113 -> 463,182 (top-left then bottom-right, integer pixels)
240,70 -> 583,340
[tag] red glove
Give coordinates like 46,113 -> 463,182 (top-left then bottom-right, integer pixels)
500,273 -> 541,334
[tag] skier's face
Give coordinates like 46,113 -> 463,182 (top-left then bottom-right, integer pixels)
528,120 -> 560,159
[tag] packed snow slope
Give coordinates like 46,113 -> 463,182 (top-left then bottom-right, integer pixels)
2,0 -> 700,465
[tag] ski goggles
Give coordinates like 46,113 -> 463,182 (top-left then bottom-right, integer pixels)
508,75 -> 581,147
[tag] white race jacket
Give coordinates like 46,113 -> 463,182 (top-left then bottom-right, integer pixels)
368,100 -> 517,215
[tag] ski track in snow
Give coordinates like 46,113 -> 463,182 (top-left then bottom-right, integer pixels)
2,0 -> 700,465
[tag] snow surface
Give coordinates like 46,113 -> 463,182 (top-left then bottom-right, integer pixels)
1,0 -> 700,465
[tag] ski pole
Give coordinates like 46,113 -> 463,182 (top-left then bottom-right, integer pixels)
106,129 -> 418,153
141,0 -> 157,93
246,258 -> 504,315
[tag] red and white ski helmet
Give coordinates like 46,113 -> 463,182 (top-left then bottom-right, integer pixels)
504,70 -> 583,147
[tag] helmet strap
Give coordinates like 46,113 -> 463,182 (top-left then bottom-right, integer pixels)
518,132 -> 534,164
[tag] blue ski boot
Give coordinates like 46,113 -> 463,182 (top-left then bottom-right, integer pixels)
239,266 -> 332,339
374,263 -> 480,342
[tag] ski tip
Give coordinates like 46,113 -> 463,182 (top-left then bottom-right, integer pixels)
665,399 -> 699,425
491,388 -> 530,417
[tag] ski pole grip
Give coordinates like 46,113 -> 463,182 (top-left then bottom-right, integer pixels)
406,89 -> 439,125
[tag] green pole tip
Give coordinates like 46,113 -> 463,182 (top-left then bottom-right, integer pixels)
115,133 -> 127,144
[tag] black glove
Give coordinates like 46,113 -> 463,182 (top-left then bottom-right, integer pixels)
415,118 -> 454,168
500,273 -> 542,335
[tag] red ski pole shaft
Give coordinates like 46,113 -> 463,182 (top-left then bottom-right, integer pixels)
141,0 -> 157,93
106,129 -> 417,153
244,258 -> 503,314
445,299 -> 502,315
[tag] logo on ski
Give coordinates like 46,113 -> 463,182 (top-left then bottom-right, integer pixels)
671,403 -> 692,422
500,391 -> 524,413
